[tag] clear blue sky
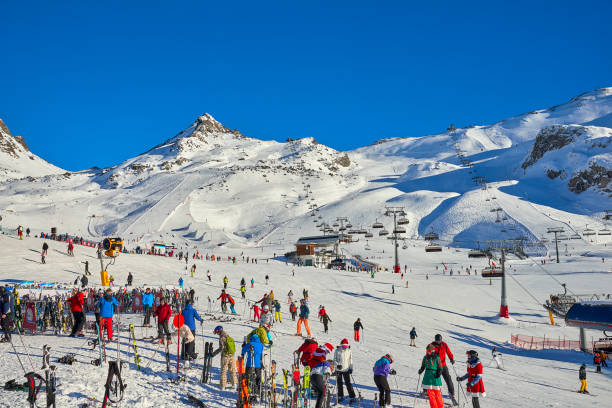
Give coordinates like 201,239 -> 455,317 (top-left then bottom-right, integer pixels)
1,1 -> 610,171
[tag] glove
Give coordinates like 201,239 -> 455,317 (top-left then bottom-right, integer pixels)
389,369 -> 396,375
348,368 -> 353,374
418,369 -> 423,375
450,359 -> 455,365
456,376 -> 462,381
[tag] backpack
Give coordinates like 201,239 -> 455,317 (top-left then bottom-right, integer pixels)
225,336 -> 236,355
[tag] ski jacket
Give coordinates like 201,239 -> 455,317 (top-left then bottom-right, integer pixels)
419,353 -> 442,389
241,334 -> 263,368
98,295 -> 118,318
594,353 -> 601,364
318,308 -> 326,318
373,356 -> 391,377
0,295 -> 10,315
142,292 -> 154,307
579,366 -> 586,380
307,349 -> 327,369
42,243 -> 48,251
431,341 -> 454,367
248,327 -> 271,346
353,320 -> 363,331
214,331 -> 234,357
175,324 -> 194,344
289,304 -> 297,313
218,293 -> 228,302
322,314 -> 332,325
181,303 -> 203,331
459,357 -> 485,397
333,347 -> 353,372
227,295 -> 235,305
259,311 -> 273,327
409,329 -> 417,339
155,303 -> 172,323
299,304 -> 309,319
274,303 -> 281,312
297,339 -> 318,366
69,292 -> 84,312
311,360 -> 332,376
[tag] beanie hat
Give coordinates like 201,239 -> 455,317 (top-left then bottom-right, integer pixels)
340,338 -> 349,347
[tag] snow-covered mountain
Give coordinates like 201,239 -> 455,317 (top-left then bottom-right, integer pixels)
0,88 -> 611,254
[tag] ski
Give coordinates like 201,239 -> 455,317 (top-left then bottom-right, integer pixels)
164,339 -> 171,372
129,324 -> 141,370
205,342 -> 214,383
303,366 -> 311,407
236,356 -> 251,408
271,360 -> 277,407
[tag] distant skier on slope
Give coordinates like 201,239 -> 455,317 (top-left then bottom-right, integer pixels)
353,318 -> 364,342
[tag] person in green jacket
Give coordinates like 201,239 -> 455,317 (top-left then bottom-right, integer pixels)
418,344 -> 444,408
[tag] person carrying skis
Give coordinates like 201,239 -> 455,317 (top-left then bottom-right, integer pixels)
223,276 -> 228,289
68,288 -> 85,337
322,311 -> 332,333
419,344 -> 444,408
226,294 -> 237,314
212,325 -> 237,389
457,350 -> 486,408
410,327 -> 418,347
274,300 -> 282,323
373,353 -> 396,407
0,288 -> 12,342
296,299 -> 311,337
295,338 -> 318,367
303,288 -> 309,302
310,343 -> 334,408
142,288 -> 154,327
354,318 -> 364,342
333,338 -> 356,403
241,333 -> 264,391
98,289 -> 119,342
578,363 -> 588,393
431,333 -> 456,404
289,302 -> 297,321
154,297 -> 172,343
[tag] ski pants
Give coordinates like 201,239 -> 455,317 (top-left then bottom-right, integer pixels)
311,373 -> 326,408
323,322 -> 329,333
220,353 -> 237,387
441,365 -> 455,396
354,329 -> 360,342
1,315 -> 11,341
291,312 -> 296,321
275,311 -> 282,322
602,359 -> 608,367
580,379 -> 587,392
471,397 -> 481,408
143,306 -> 152,326
246,366 -> 262,389
337,371 -> 355,399
253,309 -> 261,321
70,310 -> 85,336
297,318 -> 311,336
181,328 -> 196,359
410,337 -> 416,346
157,321 -> 171,340
99,316 -> 113,340
373,375 -> 391,406
596,364 -> 601,373
230,304 -> 236,314
426,389 -> 444,408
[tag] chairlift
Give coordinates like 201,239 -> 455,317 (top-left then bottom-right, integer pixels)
540,236 -> 549,243
346,223 -> 353,228
379,229 -> 389,236
338,226 -> 346,231
424,230 -> 439,241
425,244 -> 442,253
485,198 -> 490,202
468,249 -> 487,258
365,231 -> 373,238
583,229 -> 596,236
599,229 -> 611,236
501,229 -> 507,233
393,227 -> 406,234
495,219 -> 501,223
348,229 -> 359,234
397,217 -> 409,225
402,241 -> 408,249
332,223 -> 339,227
558,234 -> 568,240
481,267 -> 503,278
372,220 -> 384,229
570,234 -> 581,240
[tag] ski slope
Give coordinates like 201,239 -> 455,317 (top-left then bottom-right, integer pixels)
1,234 -> 611,407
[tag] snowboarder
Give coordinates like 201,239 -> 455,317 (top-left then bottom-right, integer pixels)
154,297 -> 172,343
310,344 -> 334,408
333,338 -> 356,403
142,288 -> 154,327
578,363 -> 588,393
373,353 -> 396,407
431,333 -> 456,404
127,272 -> 133,286
419,344 -> 444,408
68,288 -> 85,337
212,325 -> 237,389
410,327 -> 417,347
321,312 -> 332,333
457,350 -> 486,408
296,299 -> 311,337
354,318 -> 364,342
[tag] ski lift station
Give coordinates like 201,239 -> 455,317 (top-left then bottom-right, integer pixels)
293,235 -> 340,267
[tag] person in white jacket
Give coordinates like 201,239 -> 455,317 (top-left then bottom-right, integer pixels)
333,338 -> 357,403
174,323 -> 197,361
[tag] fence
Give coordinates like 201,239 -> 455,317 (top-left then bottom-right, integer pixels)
510,334 -> 596,351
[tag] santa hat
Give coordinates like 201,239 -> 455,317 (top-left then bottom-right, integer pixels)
340,339 -> 349,347
313,343 -> 334,357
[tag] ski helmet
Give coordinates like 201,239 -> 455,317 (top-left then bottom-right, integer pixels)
434,334 -> 442,342
384,353 -> 394,363
214,325 -> 223,334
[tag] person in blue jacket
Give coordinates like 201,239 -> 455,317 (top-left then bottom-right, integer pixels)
178,277 -> 184,289
181,299 -> 203,336
241,334 -> 264,387
0,287 -> 12,342
142,288 -> 154,327
98,289 -> 119,341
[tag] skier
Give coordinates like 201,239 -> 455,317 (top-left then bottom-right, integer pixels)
212,325 -> 237,389
295,338 -> 318,366
490,346 -> 503,369
142,288 -> 154,327
42,242 -> 49,257
0,288 -> 11,342
318,305 -> 326,322
68,288 -> 85,337
240,285 -> 246,299
322,312 -> 332,333
289,302 -> 297,321
392,284 -> 395,294
241,333 -> 264,394
354,318 -> 364,342
431,334 -> 456,404
26,227 -> 30,237
207,270 -> 212,281
178,276 -> 184,289
303,288 -> 309,302
154,297 -> 172,343
240,277 -> 246,287
260,305 -> 273,326
265,274 -> 269,285
410,327 -> 418,347
252,303 -> 261,322
17,225 -> 23,239
457,350 -> 486,408
296,299 -> 311,337
287,290 -> 293,304
419,344 -> 444,408
190,264 -> 196,277
250,278 -> 254,288
594,351 -> 602,373
80,274 -> 88,288
218,290 -> 229,313
310,344 -> 334,408
126,272 -> 133,286
578,363 -> 588,393
274,300 -> 282,323
181,299 -> 203,339
98,289 -> 119,342
333,338 -> 356,403
227,294 -> 237,314
373,353 -> 396,407
223,276 -> 228,289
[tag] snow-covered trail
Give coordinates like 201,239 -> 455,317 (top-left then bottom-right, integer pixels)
1,235 -> 611,407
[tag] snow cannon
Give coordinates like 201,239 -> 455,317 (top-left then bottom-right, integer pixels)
103,237 -> 123,257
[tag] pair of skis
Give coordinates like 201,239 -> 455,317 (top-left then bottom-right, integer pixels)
128,324 -> 141,370
236,356 -> 252,408
201,341 -> 214,383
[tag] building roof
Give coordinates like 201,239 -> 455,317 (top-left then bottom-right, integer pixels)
296,235 -> 339,246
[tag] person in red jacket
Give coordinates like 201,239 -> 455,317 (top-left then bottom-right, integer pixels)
457,350 -> 485,408
431,333 -> 456,404
68,288 -> 85,337
154,297 -> 172,343
318,306 -> 326,322
295,338 -> 318,367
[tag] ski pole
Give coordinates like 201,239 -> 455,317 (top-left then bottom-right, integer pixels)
15,328 -> 35,371
392,374 -> 403,407
412,373 -> 421,408
450,363 -> 468,405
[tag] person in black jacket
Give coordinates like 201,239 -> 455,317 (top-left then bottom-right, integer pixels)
578,364 -> 588,393
410,327 -> 417,347
0,288 -> 11,342
353,318 -> 364,342
322,313 -> 332,333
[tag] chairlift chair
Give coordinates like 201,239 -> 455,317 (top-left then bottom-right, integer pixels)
425,244 -> 442,253
599,229 -> 611,236
372,220 -> 384,229
379,229 -> 389,236
365,231 -> 373,238
397,217 -> 409,225
424,231 -> 439,241
481,267 -> 503,278
393,227 -> 406,234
